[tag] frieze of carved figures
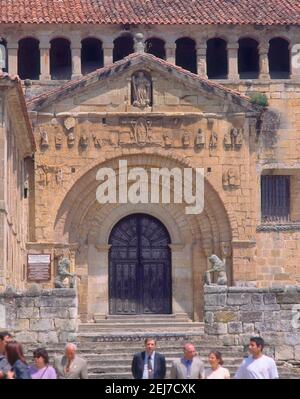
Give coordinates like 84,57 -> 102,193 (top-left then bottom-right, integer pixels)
92,134 -> 103,148
195,129 -> 205,149
209,131 -> 218,149
131,71 -> 152,109
222,168 -> 240,189
40,129 -> 49,149
130,118 -> 152,146
182,132 -> 190,147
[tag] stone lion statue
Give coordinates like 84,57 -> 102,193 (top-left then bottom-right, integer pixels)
54,257 -> 76,288
205,254 -> 228,286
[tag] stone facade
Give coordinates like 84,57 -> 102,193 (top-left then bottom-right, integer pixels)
204,285 -> 300,362
0,75 -> 35,292
0,18 -> 300,323
0,285 -> 77,343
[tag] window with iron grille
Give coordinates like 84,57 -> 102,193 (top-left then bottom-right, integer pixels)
261,175 -> 290,223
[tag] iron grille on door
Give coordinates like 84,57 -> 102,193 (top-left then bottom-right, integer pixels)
261,175 -> 290,223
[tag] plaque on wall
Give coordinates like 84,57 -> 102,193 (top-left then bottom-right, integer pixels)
27,254 -> 51,282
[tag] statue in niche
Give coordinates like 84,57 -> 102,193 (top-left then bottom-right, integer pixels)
132,71 -> 152,108
229,128 -> 244,149
204,254 -> 228,286
92,134 -> 103,148
234,128 -> 243,147
40,130 -> 49,148
163,132 -> 172,147
55,132 -> 63,149
223,168 -> 239,188
195,129 -> 205,149
182,132 -> 190,147
54,256 -> 76,288
209,131 -> 218,149
67,131 -> 75,147
79,133 -> 89,149
37,166 -> 46,188
224,130 -> 232,149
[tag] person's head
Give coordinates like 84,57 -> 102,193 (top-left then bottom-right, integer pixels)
208,351 -> 224,368
144,338 -> 156,356
33,348 -> 49,369
65,343 -> 77,361
183,343 -> 196,361
249,337 -> 265,358
5,341 -> 26,365
0,331 -> 12,354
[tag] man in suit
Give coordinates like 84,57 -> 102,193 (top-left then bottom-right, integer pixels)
131,337 -> 166,379
170,342 -> 205,379
54,343 -> 88,379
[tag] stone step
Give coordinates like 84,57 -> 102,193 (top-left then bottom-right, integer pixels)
85,363 -> 300,376
77,332 -> 205,342
86,357 -> 243,367
100,314 -> 192,324
78,322 -> 204,332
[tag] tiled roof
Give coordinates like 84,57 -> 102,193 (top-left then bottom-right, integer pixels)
0,0 -> 299,25
27,52 -> 261,113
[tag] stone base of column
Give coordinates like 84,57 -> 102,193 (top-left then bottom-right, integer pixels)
259,73 -> 270,80
71,73 -> 82,80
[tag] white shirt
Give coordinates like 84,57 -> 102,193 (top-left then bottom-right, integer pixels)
142,352 -> 155,379
205,366 -> 230,379
234,355 -> 279,379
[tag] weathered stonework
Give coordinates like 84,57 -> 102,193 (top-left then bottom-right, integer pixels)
204,285 -> 300,361
0,286 -> 78,343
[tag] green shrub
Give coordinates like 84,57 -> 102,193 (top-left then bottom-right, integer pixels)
248,92 -> 268,107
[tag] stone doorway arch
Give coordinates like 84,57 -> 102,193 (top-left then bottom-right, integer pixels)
53,152 -> 234,322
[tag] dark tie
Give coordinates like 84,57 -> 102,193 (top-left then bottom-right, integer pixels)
148,356 -> 153,379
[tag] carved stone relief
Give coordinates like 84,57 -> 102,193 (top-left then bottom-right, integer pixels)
224,128 -> 243,149
209,131 -> 218,149
40,129 -> 49,149
182,132 -> 190,147
36,165 -> 65,189
222,168 -> 240,189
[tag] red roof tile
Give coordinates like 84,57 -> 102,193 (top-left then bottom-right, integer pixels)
0,0 -> 299,25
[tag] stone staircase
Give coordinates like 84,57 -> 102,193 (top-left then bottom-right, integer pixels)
24,315 -> 300,379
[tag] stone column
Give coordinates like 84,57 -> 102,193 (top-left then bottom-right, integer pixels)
6,39 -> 18,76
71,37 -> 82,79
197,44 -> 207,78
39,36 -> 51,80
227,42 -> 239,81
165,42 -> 176,65
258,43 -> 270,80
102,41 -> 114,66
290,43 -> 300,81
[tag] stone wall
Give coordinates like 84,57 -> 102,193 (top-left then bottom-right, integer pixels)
0,286 -> 78,343
204,285 -> 300,362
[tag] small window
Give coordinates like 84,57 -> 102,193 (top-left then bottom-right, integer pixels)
261,175 -> 290,223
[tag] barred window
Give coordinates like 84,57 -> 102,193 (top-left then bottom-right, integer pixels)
261,175 -> 290,223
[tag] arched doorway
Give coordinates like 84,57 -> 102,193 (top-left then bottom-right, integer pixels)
108,213 -> 172,315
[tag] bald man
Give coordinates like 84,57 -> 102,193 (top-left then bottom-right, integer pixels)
54,343 -> 88,379
170,343 -> 205,379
